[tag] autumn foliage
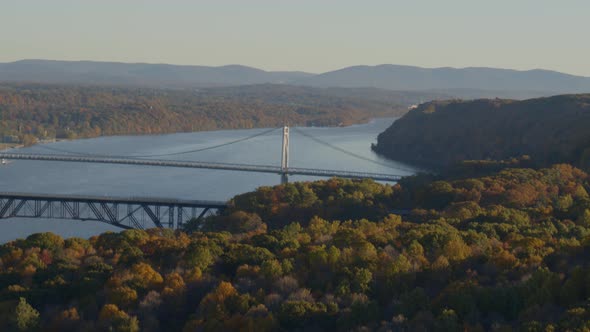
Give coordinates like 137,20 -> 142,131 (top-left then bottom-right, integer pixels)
0,83 -> 411,143
1,165 -> 590,330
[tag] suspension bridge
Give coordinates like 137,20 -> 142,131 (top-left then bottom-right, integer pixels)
0,126 -> 412,229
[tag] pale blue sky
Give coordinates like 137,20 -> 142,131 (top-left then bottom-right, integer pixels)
1,0 -> 589,75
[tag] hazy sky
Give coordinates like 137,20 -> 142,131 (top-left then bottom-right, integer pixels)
1,0 -> 589,75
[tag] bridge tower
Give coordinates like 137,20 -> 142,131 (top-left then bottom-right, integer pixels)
281,126 -> 289,184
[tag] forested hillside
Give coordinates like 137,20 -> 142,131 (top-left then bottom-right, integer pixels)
373,94 -> 590,170
0,83 -> 435,145
2,164 -> 590,330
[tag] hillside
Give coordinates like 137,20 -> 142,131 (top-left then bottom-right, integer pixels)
2,60 -> 590,98
0,83 -> 441,144
373,94 -> 590,169
2,165 -> 590,330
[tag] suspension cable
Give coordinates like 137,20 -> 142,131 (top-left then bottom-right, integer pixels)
35,127 -> 282,158
132,127 -> 281,158
34,144 -> 95,156
291,127 -> 418,173
32,126 -> 419,174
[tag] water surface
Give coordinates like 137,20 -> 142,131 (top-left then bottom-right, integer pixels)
0,118 -> 418,242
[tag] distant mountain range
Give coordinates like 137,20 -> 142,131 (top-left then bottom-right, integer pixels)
0,60 -> 312,88
297,64 -> 590,94
1,60 -> 590,98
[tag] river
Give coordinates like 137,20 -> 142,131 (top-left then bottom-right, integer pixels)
0,118 -> 418,243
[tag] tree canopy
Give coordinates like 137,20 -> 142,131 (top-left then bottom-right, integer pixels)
2,164 -> 590,330
373,94 -> 590,171
0,83 -> 419,145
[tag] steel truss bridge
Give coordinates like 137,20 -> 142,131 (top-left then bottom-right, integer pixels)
0,125 -> 412,229
0,192 -> 227,230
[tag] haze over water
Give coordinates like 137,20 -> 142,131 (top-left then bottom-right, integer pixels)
0,118 -> 417,243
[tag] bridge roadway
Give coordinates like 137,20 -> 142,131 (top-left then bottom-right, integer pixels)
0,191 -> 227,229
0,152 -> 403,182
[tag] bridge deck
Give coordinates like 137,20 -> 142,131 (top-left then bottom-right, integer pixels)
0,153 -> 403,181
0,192 -> 227,207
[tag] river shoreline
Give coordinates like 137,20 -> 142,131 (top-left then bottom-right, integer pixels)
12,116 -> 393,150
